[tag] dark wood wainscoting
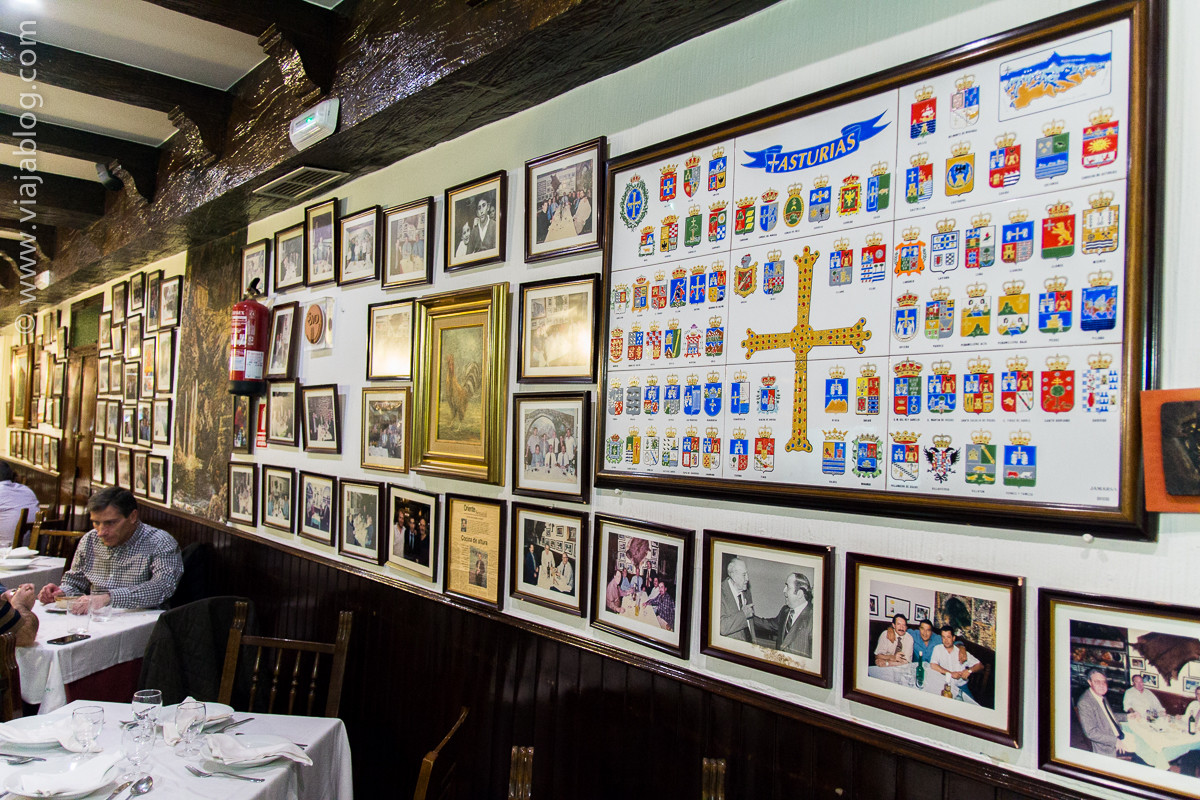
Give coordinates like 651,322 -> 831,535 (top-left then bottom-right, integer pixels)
141,506 -> 1090,800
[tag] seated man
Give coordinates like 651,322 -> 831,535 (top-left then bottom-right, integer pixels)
37,488 -> 183,610
0,461 -> 40,547
1077,669 -> 1132,758
0,583 -> 39,646
929,627 -> 983,698
874,614 -> 913,668
1123,673 -> 1166,720
911,619 -> 938,663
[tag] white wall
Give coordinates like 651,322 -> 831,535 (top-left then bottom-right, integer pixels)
4,0 -> 1197,794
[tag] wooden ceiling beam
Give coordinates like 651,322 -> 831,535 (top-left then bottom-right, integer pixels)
0,220 -> 55,260
0,113 -> 160,202
0,32 -> 231,165
0,165 -> 106,229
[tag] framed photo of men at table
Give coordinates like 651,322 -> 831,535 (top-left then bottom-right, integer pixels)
509,503 -> 588,617
1040,590 -> 1200,800
844,553 -> 1024,747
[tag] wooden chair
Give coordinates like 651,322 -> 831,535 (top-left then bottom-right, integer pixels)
701,757 -> 727,800
29,512 -> 83,563
7,508 -> 29,549
217,600 -> 352,718
413,707 -> 468,800
0,631 -> 22,722
508,746 -> 533,800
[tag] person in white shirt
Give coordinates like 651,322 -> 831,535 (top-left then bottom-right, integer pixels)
0,461 -> 39,547
929,626 -> 983,698
1123,673 -> 1167,719
874,614 -> 913,667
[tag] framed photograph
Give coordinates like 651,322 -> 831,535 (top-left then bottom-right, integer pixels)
1041,590 -> 1200,799
366,299 -> 414,380
116,448 -> 132,490
128,272 -> 145,312
266,380 -> 299,446
109,358 -> 123,397
510,503 -> 587,617
298,471 -> 336,545
274,223 -> 306,291
517,275 -> 599,383
111,282 -> 126,324
105,401 -> 121,441
590,514 -> 692,658
98,313 -> 112,351
227,462 -> 258,526
145,271 -> 162,332
241,238 -> 271,297
152,398 -> 172,445
97,357 -> 110,394
91,444 -> 104,483
1130,656 -> 1148,671
339,479 -> 383,565
133,451 -> 148,497
304,197 -> 338,287
261,466 -> 295,533
125,315 -> 142,360
444,171 -> 506,272
512,391 -> 589,503
885,596 -> 911,621
110,324 -> 125,359
385,485 -> 438,580
136,401 -> 152,445
121,405 -> 137,445
338,205 -> 380,286
7,345 -> 30,427
147,455 -> 167,503
122,362 -> 140,403
361,387 -> 409,473
104,445 -> 118,485
159,277 -> 182,327
301,383 -> 341,454
411,283 -> 509,484
700,530 -> 833,686
155,330 -> 174,394
845,553 -> 1024,747
231,395 -> 253,454
140,338 -> 156,397
382,197 -> 434,288
443,494 -> 507,609
524,137 -> 605,263
266,302 -> 299,380
915,603 -> 932,623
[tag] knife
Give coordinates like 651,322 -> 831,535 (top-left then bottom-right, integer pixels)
101,781 -> 132,800
0,752 -> 44,761
209,717 -> 252,733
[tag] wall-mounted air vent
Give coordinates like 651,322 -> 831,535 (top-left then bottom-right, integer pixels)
252,167 -> 347,202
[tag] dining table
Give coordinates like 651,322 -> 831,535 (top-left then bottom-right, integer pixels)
1121,714 -> 1200,770
0,556 -> 66,593
867,661 -> 981,705
17,604 -> 163,714
0,699 -> 354,799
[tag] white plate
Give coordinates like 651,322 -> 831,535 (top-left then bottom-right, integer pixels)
0,716 -> 68,747
0,559 -> 36,570
161,701 -> 234,725
2,763 -> 116,799
202,733 -> 292,766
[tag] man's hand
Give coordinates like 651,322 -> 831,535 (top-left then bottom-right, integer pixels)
9,584 -> 35,612
37,583 -> 63,605
1116,739 -> 1130,754
71,594 -> 111,614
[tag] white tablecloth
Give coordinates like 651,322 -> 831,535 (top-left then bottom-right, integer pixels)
1122,716 -> 1200,770
0,557 -> 66,591
867,661 -> 981,705
0,700 -> 353,800
17,604 -> 162,712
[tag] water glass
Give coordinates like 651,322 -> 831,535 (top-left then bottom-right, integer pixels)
175,701 -> 206,757
67,602 -> 90,635
120,725 -> 153,781
131,689 -> 162,732
72,706 -> 104,753
90,602 -> 114,625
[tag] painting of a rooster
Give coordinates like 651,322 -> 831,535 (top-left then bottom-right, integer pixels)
436,325 -> 485,444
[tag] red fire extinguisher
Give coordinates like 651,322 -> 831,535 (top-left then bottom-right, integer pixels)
229,279 -> 269,396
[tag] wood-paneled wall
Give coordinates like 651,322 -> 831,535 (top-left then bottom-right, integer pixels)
142,506 -> 1094,800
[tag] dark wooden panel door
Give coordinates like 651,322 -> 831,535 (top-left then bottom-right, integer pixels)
58,345 -> 97,526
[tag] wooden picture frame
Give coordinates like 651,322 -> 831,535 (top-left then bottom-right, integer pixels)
844,553 -> 1024,747
274,222 -> 306,291
227,462 -> 258,526
140,337 -> 156,397
91,444 -> 104,483
266,302 -> 300,380
338,205 -> 380,286
105,400 -> 121,441
231,395 -> 253,454
443,494 -> 507,609
304,197 -> 338,287
266,380 -> 299,446
1040,589 -> 1200,800
524,136 -> 606,263
510,502 -> 588,617
411,283 -> 509,484
136,401 -> 152,445
8,345 -> 31,427
104,445 -> 118,486
511,391 -> 590,504
361,387 -> 410,474
595,2 -> 1158,539
339,478 -> 383,565
366,299 -> 414,381
98,312 -> 112,351
590,514 -> 693,659
110,325 -> 124,362
382,196 -> 434,288
444,171 -> 506,272
152,398 -> 172,445
241,238 -> 271,297
147,455 -> 167,503
261,465 -> 296,533
145,270 -> 162,332
155,329 -> 174,395
128,272 -> 145,313
301,383 -> 341,454
125,315 -> 142,360
159,276 -> 182,328
517,274 -> 600,383
133,451 -> 148,497
116,447 -> 132,490
385,484 -> 438,581
298,471 -> 337,545
108,357 -> 122,397
122,361 -> 140,403
700,530 -> 834,687
111,281 -> 126,325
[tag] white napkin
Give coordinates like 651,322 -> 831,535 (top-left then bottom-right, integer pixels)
7,547 -> 37,558
14,751 -> 120,795
0,718 -> 93,752
205,733 -> 312,765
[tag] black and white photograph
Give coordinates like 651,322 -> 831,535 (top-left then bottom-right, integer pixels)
242,239 -> 270,296
267,380 -> 298,446
366,299 -> 413,380
339,205 -> 380,285
340,479 -> 383,565
262,466 -> 295,533
386,485 -> 437,580
299,471 -> 336,545
91,444 -> 105,483
228,462 -> 258,525
305,197 -> 338,286
445,171 -> 506,271
155,329 -> 174,395
147,455 -> 167,503
510,503 -> 587,617
133,451 -> 148,497
159,277 -> 182,327
123,361 -> 140,403
111,281 -> 126,324
524,137 -> 605,263
512,392 -> 589,503
383,197 -> 434,288
128,272 -> 144,312
362,387 -> 409,473
266,302 -> 299,380
152,398 -> 172,445
125,315 -> 142,360
145,271 -> 162,332
518,275 -> 599,382
274,223 -> 306,291
302,384 -> 341,454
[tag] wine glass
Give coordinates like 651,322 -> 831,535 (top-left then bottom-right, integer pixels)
72,706 -> 104,754
131,689 -> 162,733
174,701 -> 205,757
120,725 -> 153,781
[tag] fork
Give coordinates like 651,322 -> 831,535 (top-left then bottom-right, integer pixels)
185,764 -> 264,783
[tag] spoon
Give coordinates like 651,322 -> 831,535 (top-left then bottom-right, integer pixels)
129,775 -> 154,796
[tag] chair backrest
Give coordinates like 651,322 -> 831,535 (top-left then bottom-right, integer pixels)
165,542 -> 213,609
413,707 -> 469,800
29,512 -> 83,562
701,757 -> 727,800
217,600 -> 352,718
0,630 -> 22,722
8,508 -> 29,550
508,745 -> 533,800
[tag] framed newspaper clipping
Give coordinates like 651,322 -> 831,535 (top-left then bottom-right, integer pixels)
595,0 -> 1161,538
